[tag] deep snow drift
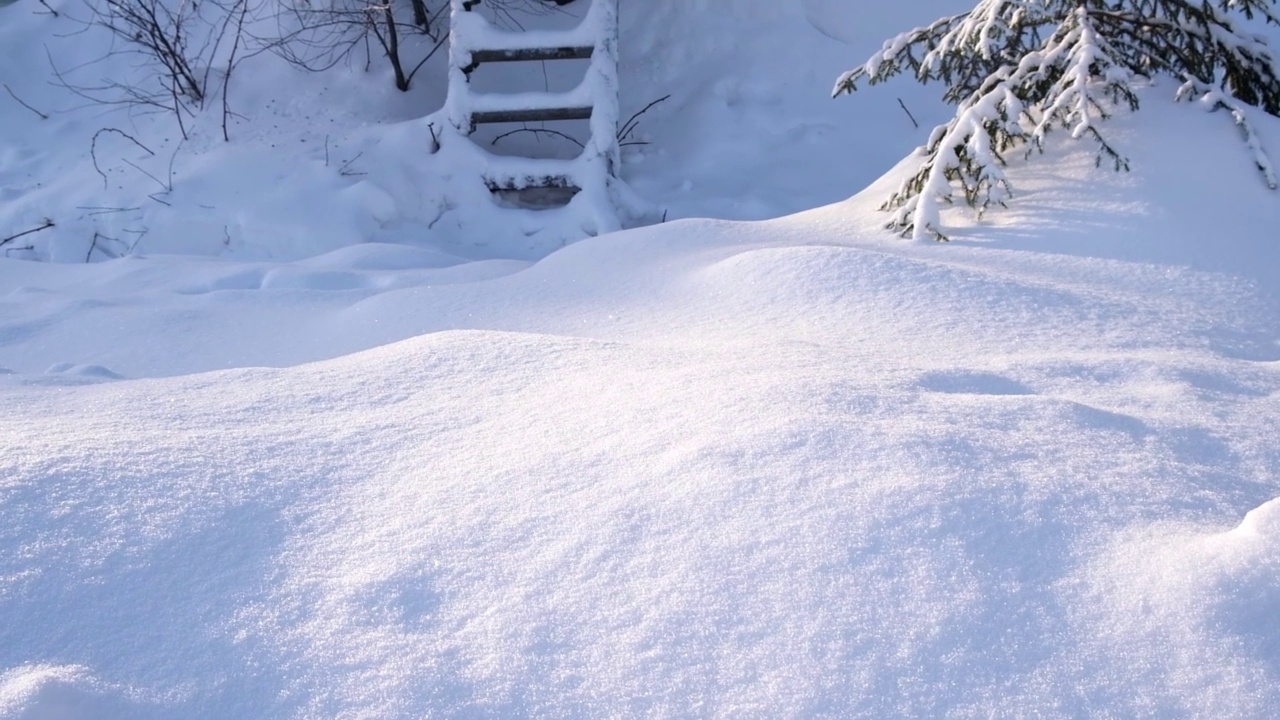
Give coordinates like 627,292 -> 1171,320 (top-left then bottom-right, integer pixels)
3,0 -> 1280,718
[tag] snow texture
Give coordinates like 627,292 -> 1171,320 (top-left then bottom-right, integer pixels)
2,0 -> 1280,718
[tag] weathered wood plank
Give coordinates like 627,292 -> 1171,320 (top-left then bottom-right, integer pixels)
471,106 -> 593,125
484,174 -> 580,191
470,46 -> 593,64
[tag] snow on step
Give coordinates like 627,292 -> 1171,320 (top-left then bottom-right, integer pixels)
482,157 -> 581,190
437,0 -> 629,227
468,46 -> 593,66
472,106 -> 593,124
468,86 -> 594,125
451,3 -> 599,56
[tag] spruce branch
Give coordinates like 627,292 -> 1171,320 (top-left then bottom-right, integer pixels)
836,0 -> 1280,241
1178,76 -> 1279,187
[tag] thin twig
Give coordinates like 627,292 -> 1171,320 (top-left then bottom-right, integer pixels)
166,141 -> 180,190
404,34 -> 448,87
618,94 -> 671,142
491,127 -> 584,149
37,0 -> 59,16
120,140 -> 179,192
4,84 -> 49,120
222,0 -> 248,142
339,151 -> 365,176
86,232 -> 104,262
86,231 -> 130,262
76,205 -> 141,216
91,128 -> 155,189
2,219 -> 56,248
897,97 -> 919,129
171,76 -> 188,140
123,159 -> 170,192
123,227 -> 148,253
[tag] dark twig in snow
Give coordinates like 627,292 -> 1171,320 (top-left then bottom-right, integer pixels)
77,206 -> 141,216
618,94 -> 670,143
124,159 -> 170,192
339,152 -> 366,176
2,219 -> 56,248
4,84 -> 49,119
491,127 -> 585,149
91,128 -> 155,189
221,0 -> 249,142
86,227 -> 144,261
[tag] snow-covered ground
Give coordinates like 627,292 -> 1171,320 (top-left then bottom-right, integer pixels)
3,0 -> 1280,717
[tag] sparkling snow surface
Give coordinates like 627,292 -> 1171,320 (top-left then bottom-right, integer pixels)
3,0 -> 1280,718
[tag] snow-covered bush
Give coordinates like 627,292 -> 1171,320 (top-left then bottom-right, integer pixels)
835,0 -> 1280,241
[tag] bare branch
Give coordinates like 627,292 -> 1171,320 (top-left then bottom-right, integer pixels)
1,219 -> 56,249
618,94 -> 671,143
491,127 -> 585,149
339,151 -> 366,176
4,84 -> 50,120
897,97 -> 919,128
90,128 -> 155,190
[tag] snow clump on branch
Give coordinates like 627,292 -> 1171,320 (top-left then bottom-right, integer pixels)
835,0 -> 1280,241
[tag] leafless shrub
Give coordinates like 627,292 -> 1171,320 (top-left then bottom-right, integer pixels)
49,0 -> 258,139
268,0 -> 447,91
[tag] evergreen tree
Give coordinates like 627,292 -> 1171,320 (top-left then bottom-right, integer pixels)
835,0 -> 1280,241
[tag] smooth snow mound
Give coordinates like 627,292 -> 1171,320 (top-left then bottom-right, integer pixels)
0,665 -> 164,720
1080,496 -> 1280,717
3,179 -> 1279,715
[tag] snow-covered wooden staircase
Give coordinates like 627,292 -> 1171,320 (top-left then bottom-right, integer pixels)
440,0 -> 627,233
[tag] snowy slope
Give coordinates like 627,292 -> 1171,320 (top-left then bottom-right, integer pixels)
4,94 -> 1280,716
4,0 -> 1280,717
0,0 -> 960,261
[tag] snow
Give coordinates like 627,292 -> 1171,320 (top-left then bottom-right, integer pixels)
3,0 -> 1280,717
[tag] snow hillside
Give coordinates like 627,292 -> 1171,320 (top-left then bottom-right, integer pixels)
4,96 -> 1280,717
0,0 -> 955,261
4,0 -> 1280,717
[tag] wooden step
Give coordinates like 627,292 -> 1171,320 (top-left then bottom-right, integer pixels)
468,46 -> 593,67
471,106 -> 592,125
468,88 -> 593,125
454,10 -> 597,72
485,174 -> 579,191
484,159 -> 579,190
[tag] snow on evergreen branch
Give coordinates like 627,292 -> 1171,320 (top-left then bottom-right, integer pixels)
832,13 -> 969,96
837,0 -> 1280,241
1177,76 -> 1279,187
1030,7 -> 1135,167
883,82 -> 1025,241
873,6 -> 1137,241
